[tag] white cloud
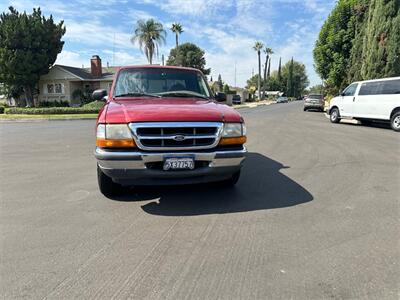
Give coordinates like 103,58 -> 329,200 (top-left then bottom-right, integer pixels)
55,50 -> 88,67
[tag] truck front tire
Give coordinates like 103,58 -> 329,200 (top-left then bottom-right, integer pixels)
97,165 -> 122,197
390,111 -> 400,132
330,107 -> 340,123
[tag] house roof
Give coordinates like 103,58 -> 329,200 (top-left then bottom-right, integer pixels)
55,65 -> 118,81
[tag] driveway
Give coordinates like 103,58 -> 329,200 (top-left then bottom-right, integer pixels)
1,102 -> 399,299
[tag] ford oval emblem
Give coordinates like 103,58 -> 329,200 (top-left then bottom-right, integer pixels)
173,135 -> 186,141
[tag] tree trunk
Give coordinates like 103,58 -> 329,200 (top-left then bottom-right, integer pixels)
176,34 -> 179,48
257,51 -> 261,101
262,55 -> 269,98
24,85 -> 33,107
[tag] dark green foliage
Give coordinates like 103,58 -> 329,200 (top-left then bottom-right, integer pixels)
38,100 -> 69,107
314,0 -> 400,94
0,107 -> 4,114
359,0 -> 400,78
0,7 -> 66,106
223,83 -> 230,94
246,59 -> 309,97
5,107 -> 100,115
313,0 -> 358,92
286,58 -> 294,97
166,43 -> 210,75
217,74 -> 223,91
246,74 -> 261,89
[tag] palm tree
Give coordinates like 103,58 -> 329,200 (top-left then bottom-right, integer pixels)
253,41 -> 264,101
131,19 -> 166,64
263,47 -> 273,97
171,23 -> 183,48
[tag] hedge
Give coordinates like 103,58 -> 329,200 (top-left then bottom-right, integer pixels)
82,100 -> 105,110
0,107 -> 4,114
5,107 -> 101,115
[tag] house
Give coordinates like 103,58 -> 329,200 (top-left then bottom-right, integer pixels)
38,55 -> 117,106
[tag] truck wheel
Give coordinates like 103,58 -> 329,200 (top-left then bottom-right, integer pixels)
222,170 -> 241,186
303,107 -> 307,111
97,165 -> 121,196
390,111 -> 400,132
330,108 -> 340,123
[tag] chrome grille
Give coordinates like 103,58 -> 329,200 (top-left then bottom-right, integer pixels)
128,122 -> 224,151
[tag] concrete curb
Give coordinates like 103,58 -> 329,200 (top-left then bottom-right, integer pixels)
0,117 -> 97,123
0,102 -> 274,122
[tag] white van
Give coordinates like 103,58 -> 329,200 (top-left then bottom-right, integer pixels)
328,77 -> 400,131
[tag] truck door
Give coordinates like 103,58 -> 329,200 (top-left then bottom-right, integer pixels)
339,83 -> 358,117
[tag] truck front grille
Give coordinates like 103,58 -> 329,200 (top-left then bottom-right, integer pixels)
128,122 -> 224,151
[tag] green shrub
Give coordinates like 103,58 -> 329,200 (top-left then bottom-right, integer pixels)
5,107 -> 100,115
82,100 -> 105,110
0,107 -> 4,114
38,100 -> 70,107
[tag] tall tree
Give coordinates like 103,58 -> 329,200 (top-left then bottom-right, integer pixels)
131,19 -> 166,64
360,0 -> 400,78
253,41 -> 264,100
166,42 -> 210,75
277,57 -> 282,87
286,57 -> 294,97
170,22 -> 183,48
313,0 -> 400,94
217,74 -> 223,91
0,6 -> 65,106
262,47 -> 273,96
313,0 -> 357,92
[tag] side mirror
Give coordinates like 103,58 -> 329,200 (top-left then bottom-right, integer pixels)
340,92 -> 345,97
92,89 -> 107,101
215,92 -> 226,102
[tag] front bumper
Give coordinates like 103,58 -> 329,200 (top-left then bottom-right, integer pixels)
95,147 -> 246,186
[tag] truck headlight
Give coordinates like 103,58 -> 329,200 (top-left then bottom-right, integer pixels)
222,123 -> 244,137
96,124 -> 136,148
219,123 -> 247,145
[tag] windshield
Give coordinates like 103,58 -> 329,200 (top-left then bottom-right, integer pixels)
308,94 -> 323,99
114,68 -> 211,99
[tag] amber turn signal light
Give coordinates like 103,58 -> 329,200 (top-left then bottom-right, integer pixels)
96,139 -> 136,148
218,136 -> 247,145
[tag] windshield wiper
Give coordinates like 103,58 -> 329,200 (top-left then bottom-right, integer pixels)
114,92 -> 161,98
159,91 -> 209,100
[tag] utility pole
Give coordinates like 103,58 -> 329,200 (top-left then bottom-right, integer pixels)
112,32 -> 116,66
234,61 -> 237,88
162,54 -> 165,66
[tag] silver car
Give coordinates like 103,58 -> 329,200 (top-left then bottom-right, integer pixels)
303,94 -> 324,112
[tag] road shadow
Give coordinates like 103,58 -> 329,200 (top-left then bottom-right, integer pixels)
340,120 -> 392,131
110,152 -> 313,216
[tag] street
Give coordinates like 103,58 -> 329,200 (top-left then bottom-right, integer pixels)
1,101 -> 399,299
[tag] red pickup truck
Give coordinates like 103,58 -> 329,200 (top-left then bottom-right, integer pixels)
93,65 -> 247,196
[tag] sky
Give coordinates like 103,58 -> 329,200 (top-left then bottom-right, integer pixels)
1,0 -> 335,87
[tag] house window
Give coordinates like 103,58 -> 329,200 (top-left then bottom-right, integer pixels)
47,84 -> 54,94
45,83 -> 64,94
55,83 -> 62,94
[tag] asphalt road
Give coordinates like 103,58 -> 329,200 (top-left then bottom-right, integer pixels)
1,102 -> 399,299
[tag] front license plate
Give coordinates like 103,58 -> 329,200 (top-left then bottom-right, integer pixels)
163,158 -> 194,170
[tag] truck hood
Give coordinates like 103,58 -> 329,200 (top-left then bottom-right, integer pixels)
104,97 -> 243,123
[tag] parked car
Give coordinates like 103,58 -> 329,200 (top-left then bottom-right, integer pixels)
93,65 -> 247,196
232,94 -> 241,104
303,94 -> 324,111
276,96 -> 288,103
328,77 -> 400,131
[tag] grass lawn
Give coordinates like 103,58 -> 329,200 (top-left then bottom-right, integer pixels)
0,114 -> 98,120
